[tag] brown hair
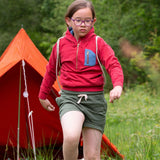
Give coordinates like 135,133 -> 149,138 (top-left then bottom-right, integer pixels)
65,0 -> 96,19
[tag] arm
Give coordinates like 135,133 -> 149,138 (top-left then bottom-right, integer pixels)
98,38 -> 124,103
38,44 -> 58,110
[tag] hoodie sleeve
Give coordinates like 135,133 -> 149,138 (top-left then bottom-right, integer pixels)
38,44 -> 58,99
98,38 -> 124,88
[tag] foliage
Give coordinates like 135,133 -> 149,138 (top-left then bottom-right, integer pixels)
39,0 -> 71,59
0,0 -> 42,56
130,32 -> 160,94
0,0 -> 160,92
92,0 -> 160,90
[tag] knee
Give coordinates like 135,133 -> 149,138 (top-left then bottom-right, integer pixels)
63,134 -> 80,147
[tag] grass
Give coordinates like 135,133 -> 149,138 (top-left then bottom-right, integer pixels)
104,85 -> 160,160
5,85 -> 160,159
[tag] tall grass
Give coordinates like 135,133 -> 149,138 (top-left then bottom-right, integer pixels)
104,85 -> 160,160
6,85 -> 159,159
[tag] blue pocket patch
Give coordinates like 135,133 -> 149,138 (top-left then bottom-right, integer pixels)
84,49 -> 96,66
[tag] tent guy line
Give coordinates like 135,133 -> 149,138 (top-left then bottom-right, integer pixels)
22,60 -> 36,160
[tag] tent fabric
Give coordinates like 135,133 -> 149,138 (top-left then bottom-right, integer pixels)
0,29 -> 63,159
0,29 -> 124,159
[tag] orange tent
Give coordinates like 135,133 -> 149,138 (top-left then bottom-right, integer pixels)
0,28 -> 63,159
0,29 -> 124,159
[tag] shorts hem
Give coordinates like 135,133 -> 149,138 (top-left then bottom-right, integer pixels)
60,109 -> 82,120
83,122 -> 104,134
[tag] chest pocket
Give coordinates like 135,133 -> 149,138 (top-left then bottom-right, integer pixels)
84,49 -> 96,66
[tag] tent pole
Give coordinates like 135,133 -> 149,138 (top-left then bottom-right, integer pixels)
17,63 -> 22,160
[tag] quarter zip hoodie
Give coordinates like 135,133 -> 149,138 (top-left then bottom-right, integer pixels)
39,27 -> 124,99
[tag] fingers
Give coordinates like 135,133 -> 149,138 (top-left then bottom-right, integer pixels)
109,86 -> 122,103
109,91 -> 120,103
47,104 -> 55,111
39,98 -> 55,111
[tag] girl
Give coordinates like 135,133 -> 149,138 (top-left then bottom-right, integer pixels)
39,0 -> 124,159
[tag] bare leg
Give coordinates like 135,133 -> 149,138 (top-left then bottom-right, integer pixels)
61,111 -> 85,160
82,128 -> 102,160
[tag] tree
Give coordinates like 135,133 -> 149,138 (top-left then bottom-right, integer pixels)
0,0 -> 42,56
92,0 -> 160,88
1,0 -> 160,91
39,0 -> 72,59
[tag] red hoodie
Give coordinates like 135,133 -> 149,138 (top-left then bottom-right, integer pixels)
39,27 -> 124,99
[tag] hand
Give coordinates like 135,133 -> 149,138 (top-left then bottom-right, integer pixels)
109,86 -> 122,103
39,98 -> 55,111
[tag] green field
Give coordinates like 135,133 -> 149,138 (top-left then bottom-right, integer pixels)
8,85 -> 160,160
35,85 -> 160,160
104,85 -> 160,160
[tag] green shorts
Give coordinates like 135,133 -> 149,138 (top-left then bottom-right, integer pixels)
55,90 -> 107,133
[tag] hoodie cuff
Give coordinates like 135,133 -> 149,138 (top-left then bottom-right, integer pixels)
38,91 -> 47,100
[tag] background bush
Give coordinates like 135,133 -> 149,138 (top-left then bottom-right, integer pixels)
0,0 -> 160,93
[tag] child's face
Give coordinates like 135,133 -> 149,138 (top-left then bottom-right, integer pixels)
66,8 -> 96,40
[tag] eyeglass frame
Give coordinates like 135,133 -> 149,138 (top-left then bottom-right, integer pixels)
71,17 -> 94,26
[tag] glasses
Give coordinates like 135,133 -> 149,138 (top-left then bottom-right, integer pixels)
71,18 -> 93,26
